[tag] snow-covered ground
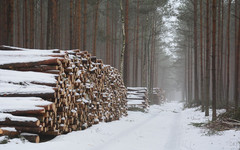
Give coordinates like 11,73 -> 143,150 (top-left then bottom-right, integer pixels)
1,101 -> 240,150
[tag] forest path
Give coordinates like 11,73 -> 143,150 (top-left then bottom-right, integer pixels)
90,101 -> 185,150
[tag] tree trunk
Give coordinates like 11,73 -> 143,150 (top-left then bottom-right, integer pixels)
46,0 -> 52,49
111,1 -> 114,66
106,0 -> 110,64
194,0 -> 199,106
226,0 -> 232,111
188,36 -> 192,105
135,0 -> 140,86
0,1 -> 3,45
220,0 -> 224,110
212,0 -> 217,121
69,0 -> 73,49
200,0 -> 204,112
40,1 -> 43,49
24,0 -> 28,48
29,0 -> 34,48
6,0 -> 14,46
217,0 -> 221,108
119,0 -> 126,79
92,0 -> 100,56
77,0 -> 81,50
17,0 -> 20,46
205,0 -> 210,116
235,0 -> 240,111
123,0 -> 129,86
185,39 -> 189,102
141,24 -> 144,86
53,0 -> 58,48
114,5 -> 117,68
83,0 -> 87,50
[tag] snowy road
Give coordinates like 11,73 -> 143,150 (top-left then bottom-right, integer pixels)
91,103 -> 184,150
1,101 -> 240,150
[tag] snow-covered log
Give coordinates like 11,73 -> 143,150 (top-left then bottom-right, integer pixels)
127,87 -> 149,110
20,133 -> 40,143
0,58 -> 63,70
0,127 -> 19,138
0,113 -> 40,127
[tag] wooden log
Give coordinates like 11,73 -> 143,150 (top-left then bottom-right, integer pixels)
15,65 -> 58,72
20,133 -> 40,143
45,70 -> 60,74
0,117 -> 40,127
0,92 -> 55,100
0,127 -> 19,138
15,126 -> 43,133
90,56 -> 97,63
37,103 -> 56,112
9,109 -> 46,115
0,58 -> 64,69
39,130 -> 60,136
31,81 -> 57,87
49,54 -> 65,58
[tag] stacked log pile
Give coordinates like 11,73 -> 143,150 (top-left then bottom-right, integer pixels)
126,87 -> 149,110
0,46 -> 127,142
54,50 -> 127,132
152,88 -> 166,105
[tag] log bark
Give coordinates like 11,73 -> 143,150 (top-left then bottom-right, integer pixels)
0,92 -> 55,100
0,118 -> 40,127
30,81 -> 57,87
39,130 -> 60,136
20,133 -> 40,143
0,58 -> 63,69
0,127 -> 19,138
15,126 -> 43,133
16,65 -> 58,72
8,109 -> 46,116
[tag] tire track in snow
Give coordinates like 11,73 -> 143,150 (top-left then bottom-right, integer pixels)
90,102 -> 184,150
164,109 -> 182,150
90,111 -> 161,150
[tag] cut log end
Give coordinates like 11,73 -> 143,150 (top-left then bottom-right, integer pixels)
20,133 -> 40,143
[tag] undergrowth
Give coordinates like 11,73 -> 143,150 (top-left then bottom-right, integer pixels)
219,108 -> 240,121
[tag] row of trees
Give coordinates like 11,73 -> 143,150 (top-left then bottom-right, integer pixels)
177,0 -> 240,120
0,0 -> 170,96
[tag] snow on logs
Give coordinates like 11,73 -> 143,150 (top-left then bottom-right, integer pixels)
0,46 -> 127,142
127,87 -> 149,110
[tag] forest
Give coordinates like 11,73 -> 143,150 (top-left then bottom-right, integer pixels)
1,0 -> 240,119
176,0 -> 240,121
0,0 -> 174,97
0,0 -> 240,148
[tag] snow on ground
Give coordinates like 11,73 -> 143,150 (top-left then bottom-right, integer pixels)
1,101 -> 240,150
